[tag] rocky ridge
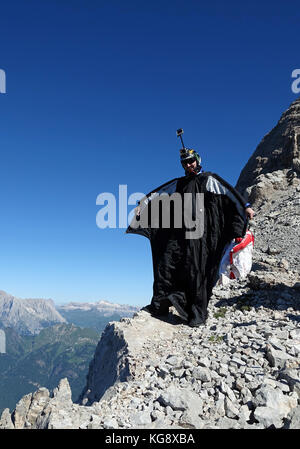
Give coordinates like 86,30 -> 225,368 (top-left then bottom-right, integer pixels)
235,97 -> 300,273
250,180 -> 300,273
1,269 -> 299,430
236,96 -> 300,205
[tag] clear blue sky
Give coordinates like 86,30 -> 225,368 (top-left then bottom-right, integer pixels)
0,0 -> 299,306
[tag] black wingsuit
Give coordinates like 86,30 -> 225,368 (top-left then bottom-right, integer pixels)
126,171 -> 247,326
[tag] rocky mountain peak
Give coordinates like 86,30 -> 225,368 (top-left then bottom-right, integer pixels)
236,97 -> 300,206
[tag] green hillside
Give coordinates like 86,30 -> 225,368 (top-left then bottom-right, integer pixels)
0,323 -> 99,414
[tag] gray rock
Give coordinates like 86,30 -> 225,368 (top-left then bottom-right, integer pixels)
290,329 -> 300,339
285,405 -> 300,429
278,368 -> 300,396
239,404 -> 251,423
219,380 -> 237,402
253,384 -> 298,420
166,355 -> 182,367
52,378 -> 72,405
158,385 -> 203,415
224,397 -> 240,419
25,387 -> 50,428
12,393 -> 33,429
198,357 -> 211,368
180,409 -> 205,429
266,345 -> 293,369
253,406 -> 283,428
0,409 -> 14,429
192,367 -> 211,382
215,416 -> 241,429
213,392 -> 225,418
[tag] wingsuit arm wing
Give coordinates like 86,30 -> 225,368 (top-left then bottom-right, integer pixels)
207,173 -> 248,238
126,177 -> 181,239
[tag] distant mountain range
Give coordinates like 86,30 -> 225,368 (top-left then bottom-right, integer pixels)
56,300 -> 140,333
0,290 -> 65,336
0,290 -> 141,336
0,290 -> 141,415
57,300 -> 140,316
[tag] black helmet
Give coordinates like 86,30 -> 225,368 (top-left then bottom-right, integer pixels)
180,148 -> 201,167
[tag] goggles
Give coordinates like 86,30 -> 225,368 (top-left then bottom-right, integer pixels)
182,157 -> 196,166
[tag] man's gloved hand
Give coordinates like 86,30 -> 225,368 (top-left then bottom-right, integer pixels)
245,207 -> 254,219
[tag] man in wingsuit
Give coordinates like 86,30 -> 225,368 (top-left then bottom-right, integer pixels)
126,141 -> 254,327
